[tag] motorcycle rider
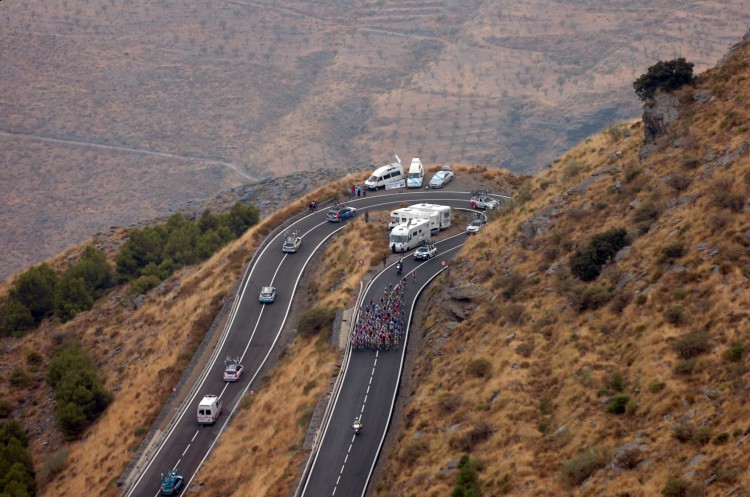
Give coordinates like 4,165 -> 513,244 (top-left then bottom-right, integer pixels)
352,416 -> 363,433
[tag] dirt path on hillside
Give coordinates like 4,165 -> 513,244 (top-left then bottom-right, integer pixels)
0,130 -> 256,182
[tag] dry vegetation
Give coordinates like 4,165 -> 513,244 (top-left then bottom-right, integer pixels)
372,40 -> 750,496
2,0 -> 749,280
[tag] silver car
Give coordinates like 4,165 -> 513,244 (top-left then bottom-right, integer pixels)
429,169 -> 455,188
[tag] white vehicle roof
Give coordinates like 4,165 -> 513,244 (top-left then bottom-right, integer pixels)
371,162 -> 402,176
199,395 -> 219,406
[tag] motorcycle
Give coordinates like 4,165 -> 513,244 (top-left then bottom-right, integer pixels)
352,418 -> 363,435
396,262 -> 403,276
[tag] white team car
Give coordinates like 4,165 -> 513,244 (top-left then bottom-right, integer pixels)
282,231 -> 302,253
470,195 -> 499,210
466,218 -> 486,234
223,362 -> 244,382
414,244 -> 437,260
259,286 -> 277,303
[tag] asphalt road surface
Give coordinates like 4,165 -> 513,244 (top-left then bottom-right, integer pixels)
122,186 -> 506,497
299,232 -> 466,497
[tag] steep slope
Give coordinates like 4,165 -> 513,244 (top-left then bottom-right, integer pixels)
372,38 -> 750,496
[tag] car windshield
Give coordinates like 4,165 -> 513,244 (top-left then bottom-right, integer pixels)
367,175 -> 377,182
327,210 -> 338,216
408,172 -> 420,178
435,172 -> 446,179
226,365 -> 237,372
390,234 -> 408,243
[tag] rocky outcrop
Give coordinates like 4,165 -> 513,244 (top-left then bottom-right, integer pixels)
639,92 -> 680,161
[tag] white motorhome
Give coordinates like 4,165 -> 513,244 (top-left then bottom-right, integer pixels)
388,207 -> 440,234
406,158 -> 424,188
389,218 -> 432,253
365,161 -> 405,190
409,203 -> 452,230
197,395 -> 222,425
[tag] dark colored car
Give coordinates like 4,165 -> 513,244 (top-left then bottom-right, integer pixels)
160,469 -> 183,495
326,206 -> 357,222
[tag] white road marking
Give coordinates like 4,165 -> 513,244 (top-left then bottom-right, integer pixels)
182,444 -> 190,457
191,430 -> 199,442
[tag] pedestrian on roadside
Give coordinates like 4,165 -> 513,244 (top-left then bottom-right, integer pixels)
364,211 -> 369,223
351,184 -> 356,198
382,255 -> 387,268
356,185 -> 361,197
363,186 -> 367,197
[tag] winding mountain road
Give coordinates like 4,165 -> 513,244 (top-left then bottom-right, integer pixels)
120,187 -> 506,497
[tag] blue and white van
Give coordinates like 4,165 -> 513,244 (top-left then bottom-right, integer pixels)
406,158 -> 424,188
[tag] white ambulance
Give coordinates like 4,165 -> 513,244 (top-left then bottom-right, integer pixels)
197,395 -> 223,425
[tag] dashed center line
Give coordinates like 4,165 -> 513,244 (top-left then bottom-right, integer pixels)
331,350 -> 380,496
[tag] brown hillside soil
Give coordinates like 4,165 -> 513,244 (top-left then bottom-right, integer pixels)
2,0 -> 749,280
371,41 -> 750,496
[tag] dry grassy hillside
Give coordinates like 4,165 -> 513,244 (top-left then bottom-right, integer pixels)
2,0 -> 749,280
372,39 -> 750,496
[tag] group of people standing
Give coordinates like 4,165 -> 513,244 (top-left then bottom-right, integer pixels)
351,279 -> 408,350
349,184 -> 366,199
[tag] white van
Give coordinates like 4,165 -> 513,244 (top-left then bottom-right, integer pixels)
389,218 -> 432,253
406,158 -> 424,188
388,207 -> 440,234
197,395 -> 222,425
365,162 -> 405,190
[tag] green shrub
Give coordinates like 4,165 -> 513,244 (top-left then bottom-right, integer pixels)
466,358 -> 492,378
48,342 -> 111,439
538,398 -> 552,415
561,447 -> 609,486
633,200 -> 661,233
672,423 -> 694,443
0,297 -> 35,337
11,264 -> 57,321
54,273 -> 94,322
606,394 -> 631,415
713,432 -> 730,445
633,58 -> 694,100
451,455 -> 482,497
570,228 -> 628,281
0,420 -> 35,495
69,246 -> 112,297
674,358 -> 698,375
663,305 -> 686,325
8,367 -> 32,389
298,306 -> 337,338
672,288 -> 688,300
0,398 -> 11,418
129,274 -> 162,296
649,380 -> 666,393
563,160 -> 581,180
726,340 -> 746,362
658,241 -> 687,264
691,427 -> 711,447
571,285 -> 613,312
661,476 -> 701,497
672,332 -> 710,359
665,173 -> 692,192
713,191 -> 746,212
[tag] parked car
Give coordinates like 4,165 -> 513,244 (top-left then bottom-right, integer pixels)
429,168 -> 455,188
259,286 -> 277,303
470,195 -> 499,210
223,362 -> 244,382
160,469 -> 183,495
282,231 -> 302,253
414,244 -> 437,260
326,206 -> 357,222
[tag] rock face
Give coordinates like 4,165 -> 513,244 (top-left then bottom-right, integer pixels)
447,285 -> 487,301
641,92 -> 680,149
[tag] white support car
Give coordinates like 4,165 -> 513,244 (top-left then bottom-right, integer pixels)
414,244 -> 437,260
